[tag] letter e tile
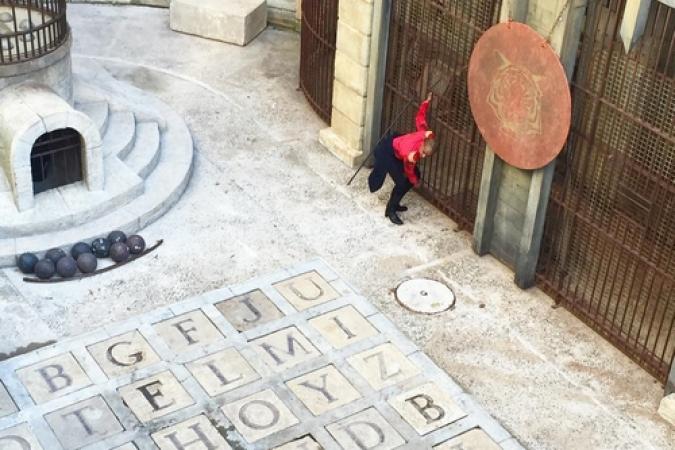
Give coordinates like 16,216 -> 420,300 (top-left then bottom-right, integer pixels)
326,408 -> 406,449
152,415 -> 232,449
0,423 -> 44,449
274,272 -> 339,311
309,306 -> 378,349
154,310 -> 225,354
216,290 -> 284,332
87,330 -> 161,378
16,353 -> 92,404
186,347 -> 260,397
44,395 -> 124,450
286,365 -> 361,416
222,389 -> 299,443
346,343 -> 420,390
118,371 -> 195,423
388,383 -> 466,435
434,428 -> 501,449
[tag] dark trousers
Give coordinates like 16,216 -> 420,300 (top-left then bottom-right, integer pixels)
368,133 -> 419,212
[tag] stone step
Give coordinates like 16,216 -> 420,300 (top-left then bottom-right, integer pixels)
75,101 -> 110,136
0,158 -> 143,239
103,110 -> 136,159
123,122 -> 161,179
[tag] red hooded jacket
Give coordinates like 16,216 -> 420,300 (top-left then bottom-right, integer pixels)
392,99 -> 433,186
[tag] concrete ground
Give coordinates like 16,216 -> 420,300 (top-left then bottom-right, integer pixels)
0,4 -> 672,449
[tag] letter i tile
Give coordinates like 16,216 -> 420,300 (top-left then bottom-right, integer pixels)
388,382 -> 466,435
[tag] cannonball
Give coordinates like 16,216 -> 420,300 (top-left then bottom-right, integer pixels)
126,235 -> 146,254
71,242 -> 92,260
107,230 -> 127,245
35,259 -> 55,280
91,238 -> 111,258
77,253 -> 98,274
17,253 -> 39,274
45,248 -> 66,264
110,242 -> 130,263
56,256 -> 77,278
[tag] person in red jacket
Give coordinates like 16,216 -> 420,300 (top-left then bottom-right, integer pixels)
368,93 -> 436,225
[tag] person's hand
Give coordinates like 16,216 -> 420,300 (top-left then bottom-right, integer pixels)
426,92 -> 433,103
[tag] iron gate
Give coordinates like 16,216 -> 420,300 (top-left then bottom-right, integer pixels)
299,0 -> 338,124
537,0 -> 675,383
381,0 -> 502,230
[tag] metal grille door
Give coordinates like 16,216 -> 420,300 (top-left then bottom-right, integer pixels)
381,0 -> 502,229
299,0 -> 338,124
538,0 -> 675,383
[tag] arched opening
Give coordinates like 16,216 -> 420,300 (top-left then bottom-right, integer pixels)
30,127 -> 83,195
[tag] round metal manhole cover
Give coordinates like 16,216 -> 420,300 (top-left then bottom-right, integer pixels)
395,279 -> 455,315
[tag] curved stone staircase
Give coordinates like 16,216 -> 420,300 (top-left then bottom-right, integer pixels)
0,61 -> 194,267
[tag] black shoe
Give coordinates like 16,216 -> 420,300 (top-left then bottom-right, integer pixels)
387,210 -> 404,225
396,205 -> 408,212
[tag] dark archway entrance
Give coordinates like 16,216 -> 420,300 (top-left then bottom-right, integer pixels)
31,127 -> 83,195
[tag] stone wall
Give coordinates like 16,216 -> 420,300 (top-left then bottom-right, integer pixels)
319,0 -> 376,168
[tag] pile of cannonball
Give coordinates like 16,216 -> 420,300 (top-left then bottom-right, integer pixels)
16,231 -> 146,280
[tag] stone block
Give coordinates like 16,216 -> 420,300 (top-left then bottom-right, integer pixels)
332,80 -> 367,127
170,0 -> 268,46
318,127 -> 364,168
339,0 -> 374,36
334,50 -> 369,96
658,394 -> 675,426
330,108 -> 364,151
336,21 -> 372,67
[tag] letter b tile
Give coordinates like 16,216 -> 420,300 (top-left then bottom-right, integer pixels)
388,383 -> 466,435
87,330 -> 161,378
326,408 -> 406,449
16,353 -> 92,404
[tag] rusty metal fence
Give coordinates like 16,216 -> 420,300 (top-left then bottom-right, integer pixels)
381,0 -> 502,230
0,0 -> 68,65
299,0 -> 338,124
537,0 -> 675,383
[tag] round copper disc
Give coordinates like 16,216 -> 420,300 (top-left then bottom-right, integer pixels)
468,22 -> 572,170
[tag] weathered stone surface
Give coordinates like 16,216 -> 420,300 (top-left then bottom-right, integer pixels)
274,271 -> 339,311
216,290 -> 284,332
286,365 -> 361,416
170,0 -> 267,46
347,343 -> 421,390
273,435 -> 322,449
154,310 -> 225,354
435,428 -> 502,449
388,382 -> 467,435
118,371 -> 195,423
251,326 -> 321,372
326,407 -> 406,449
309,305 -> 378,349
87,330 -> 161,378
152,415 -> 232,449
0,381 -> 17,418
0,423 -> 44,449
658,394 -> 675,426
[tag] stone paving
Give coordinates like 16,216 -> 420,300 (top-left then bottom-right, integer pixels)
0,260 -> 522,449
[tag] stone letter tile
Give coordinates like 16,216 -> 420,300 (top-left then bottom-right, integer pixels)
216,290 -> 284,332
273,435 -> 322,449
118,371 -> 195,423
435,428 -> 501,449
16,352 -> 93,404
286,365 -> 361,416
326,407 -> 406,450
87,330 -> 161,378
44,395 -> 124,450
152,414 -> 232,449
186,347 -> 260,397
250,327 -> 321,373
154,310 -> 225,354
0,381 -> 17,418
309,305 -> 378,349
389,382 -> 466,435
346,343 -> 421,390
274,272 -> 339,311
222,389 -> 299,443
0,423 -> 44,449
113,444 -> 139,450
